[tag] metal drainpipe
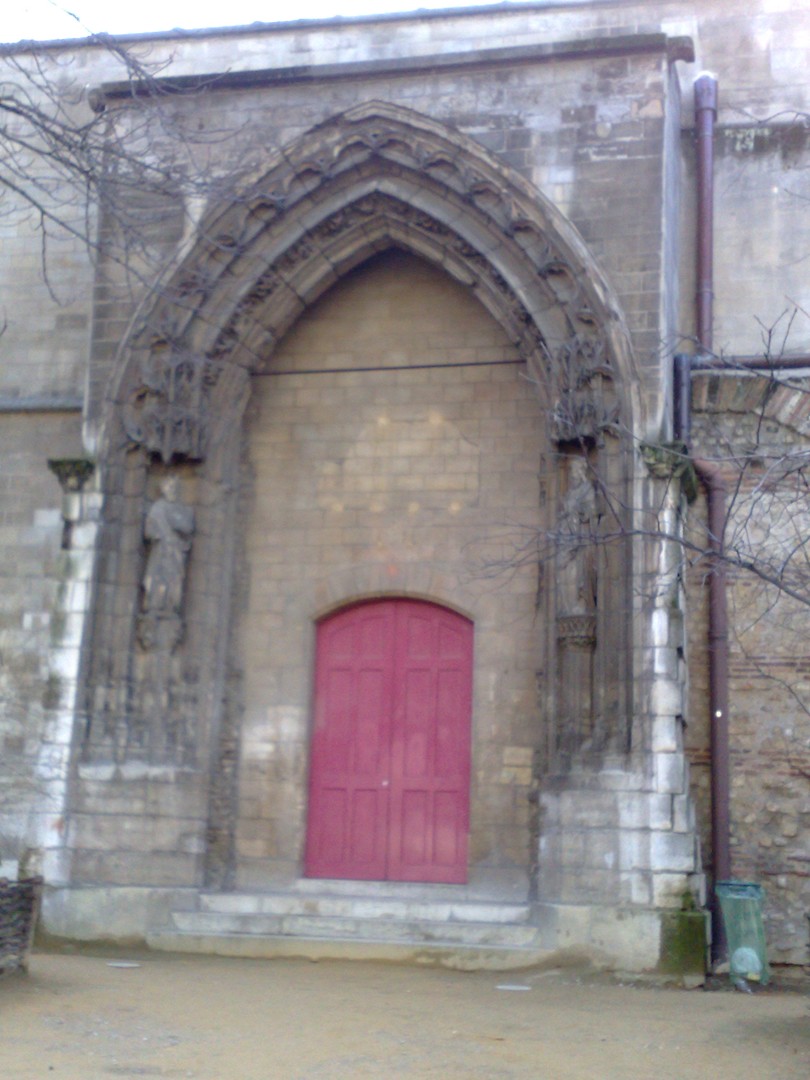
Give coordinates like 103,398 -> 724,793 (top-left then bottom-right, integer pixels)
674,356 -> 731,898
693,353 -> 810,371
696,459 -> 732,893
695,73 -> 718,352
677,72 -> 731,961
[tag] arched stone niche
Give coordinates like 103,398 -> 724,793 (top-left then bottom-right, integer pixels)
79,102 -> 639,886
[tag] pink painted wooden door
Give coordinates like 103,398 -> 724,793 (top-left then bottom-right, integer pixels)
305,599 -> 473,883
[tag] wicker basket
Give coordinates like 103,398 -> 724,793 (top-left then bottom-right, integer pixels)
0,876 -> 43,974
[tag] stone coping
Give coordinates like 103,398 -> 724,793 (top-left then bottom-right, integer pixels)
93,32 -> 694,105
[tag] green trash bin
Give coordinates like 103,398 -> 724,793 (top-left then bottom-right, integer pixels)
716,881 -> 770,986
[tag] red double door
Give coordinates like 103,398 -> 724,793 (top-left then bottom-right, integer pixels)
305,599 -> 473,884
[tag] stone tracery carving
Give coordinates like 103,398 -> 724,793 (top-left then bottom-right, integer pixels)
552,331 -> 620,445
123,349 -> 219,463
193,106 -> 595,322
170,107 -> 629,419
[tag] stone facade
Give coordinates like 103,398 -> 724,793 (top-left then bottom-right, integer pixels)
1,1 -> 809,972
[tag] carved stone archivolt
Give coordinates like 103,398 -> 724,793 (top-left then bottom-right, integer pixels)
208,191 -> 554,370
117,102 -> 636,403
87,104 -> 635,791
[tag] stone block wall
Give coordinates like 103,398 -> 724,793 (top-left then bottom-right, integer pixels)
77,30 -> 676,445
676,1 -> 810,361
2,3 -> 807,967
679,118 -> 810,362
0,412 -> 84,873
66,767 -> 205,886
0,211 -> 91,401
235,249 -> 544,890
538,747 -> 700,909
2,3 -> 808,416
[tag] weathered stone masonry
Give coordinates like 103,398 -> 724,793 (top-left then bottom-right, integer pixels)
2,1 -> 809,971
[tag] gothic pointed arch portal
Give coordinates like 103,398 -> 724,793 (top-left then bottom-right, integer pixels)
82,102 -> 639,887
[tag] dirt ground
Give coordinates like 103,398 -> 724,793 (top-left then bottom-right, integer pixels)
1,951 -> 808,1080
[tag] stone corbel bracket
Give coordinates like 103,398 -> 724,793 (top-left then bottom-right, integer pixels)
47,458 -> 96,493
640,441 -> 698,503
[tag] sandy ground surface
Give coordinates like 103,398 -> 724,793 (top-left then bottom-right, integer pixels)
1,951 -> 808,1079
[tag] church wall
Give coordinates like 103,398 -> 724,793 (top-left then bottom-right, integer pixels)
0,131 -> 93,402
3,2 -> 809,408
78,35 -> 675,443
1,2 -> 808,969
679,120 -> 810,362
0,412 -> 84,874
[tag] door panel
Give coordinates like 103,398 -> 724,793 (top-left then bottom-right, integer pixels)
305,604 -> 395,879
305,599 -> 472,883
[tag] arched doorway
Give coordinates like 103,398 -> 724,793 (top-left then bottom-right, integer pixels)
305,599 -> 473,884
80,101 -> 637,892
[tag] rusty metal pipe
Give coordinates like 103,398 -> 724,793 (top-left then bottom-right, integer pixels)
694,455 -> 731,963
693,459 -> 731,886
690,73 -> 731,961
673,353 -> 692,444
674,356 -> 732,897
692,354 -> 810,371
695,73 -> 718,353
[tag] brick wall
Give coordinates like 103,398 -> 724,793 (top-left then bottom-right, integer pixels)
688,373 -> 810,965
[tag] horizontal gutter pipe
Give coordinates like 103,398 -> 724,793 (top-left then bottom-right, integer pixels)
691,354 -> 810,372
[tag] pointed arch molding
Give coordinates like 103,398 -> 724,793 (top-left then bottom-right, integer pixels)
79,105 -> 638,883
109,101 -> 639,460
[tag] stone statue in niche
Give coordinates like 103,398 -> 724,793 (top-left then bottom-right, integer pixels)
130,474 -> 196,763
556,456 -> 598,619
556,456 -> 599,753
138,475 -> 194,652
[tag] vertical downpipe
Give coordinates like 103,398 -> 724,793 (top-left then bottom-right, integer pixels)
702,463 -> 731,886
690,72 -> 731,960
695,74 -> 718,354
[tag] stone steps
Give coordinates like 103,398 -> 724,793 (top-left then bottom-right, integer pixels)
145,930 -> 552,970
146,886 -> 548,969
198,890 -> 531,925
169,909 -> 538,946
